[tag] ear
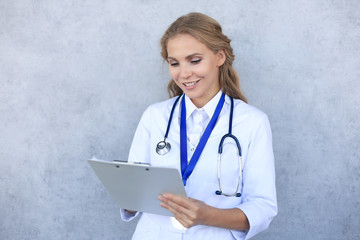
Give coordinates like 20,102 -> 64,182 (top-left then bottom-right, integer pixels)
216,49 -> 226,67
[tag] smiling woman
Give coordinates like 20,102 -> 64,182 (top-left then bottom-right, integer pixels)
166,34 -> 225,108
120,12 -> 277,240
161,12 -> 248,105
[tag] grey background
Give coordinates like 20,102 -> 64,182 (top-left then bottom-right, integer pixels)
1,0 -> 359,239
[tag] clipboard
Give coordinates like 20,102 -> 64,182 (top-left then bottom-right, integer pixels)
88,158 -> 187,216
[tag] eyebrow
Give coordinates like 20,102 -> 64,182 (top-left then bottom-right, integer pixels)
167,53 -> 203,61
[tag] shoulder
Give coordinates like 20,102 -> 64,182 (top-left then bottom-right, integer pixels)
230,98 -> 271,136
138,96 -> 179,128
229,99 -> 273,145
233,99 -> 269,121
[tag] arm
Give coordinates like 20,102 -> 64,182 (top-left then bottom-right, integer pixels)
158,193 -> 249,230
235,113 -> 277,238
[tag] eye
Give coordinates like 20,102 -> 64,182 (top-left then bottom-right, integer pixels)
169,61 -> 179,67
191,59 -> 202,64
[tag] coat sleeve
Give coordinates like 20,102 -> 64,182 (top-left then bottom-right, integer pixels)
120,106 -> 152,221
231,113 -> 278,239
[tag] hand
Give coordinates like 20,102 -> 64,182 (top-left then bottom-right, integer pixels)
158,193 -> 212,228
124,209 -> 137,214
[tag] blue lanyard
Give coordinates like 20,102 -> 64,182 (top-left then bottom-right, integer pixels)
180,92 -> 226,185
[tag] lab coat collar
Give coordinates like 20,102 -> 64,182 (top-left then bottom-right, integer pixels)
183,90 -> 223,120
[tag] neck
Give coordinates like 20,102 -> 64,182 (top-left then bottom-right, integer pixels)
191,99 -> 206,108
191,91 -> 220,108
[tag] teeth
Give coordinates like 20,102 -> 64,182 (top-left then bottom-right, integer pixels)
184,81 -> 198,87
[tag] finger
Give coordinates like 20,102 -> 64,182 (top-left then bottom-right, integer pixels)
160,196 -> 192,216
160,201 -> 185,220
125,209 -> 137,214
164,194 -> 204,217
161,201 -> 194,228
160,195 -> 197,220
161,194 -> 195,210
159,194 -> 205,223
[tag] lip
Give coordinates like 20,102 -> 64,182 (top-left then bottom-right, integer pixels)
182,80 -> 200,90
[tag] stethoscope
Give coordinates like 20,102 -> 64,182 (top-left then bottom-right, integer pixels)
156,94 -> 242,197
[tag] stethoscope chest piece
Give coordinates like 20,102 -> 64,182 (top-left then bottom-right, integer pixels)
156,95 -> 182,156
156,94 -> 243,197
156,140 -> 171,155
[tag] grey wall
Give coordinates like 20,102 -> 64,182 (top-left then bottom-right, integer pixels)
1,0 -> 359,239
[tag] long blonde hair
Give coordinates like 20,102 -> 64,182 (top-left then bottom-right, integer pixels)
160,12 -> 247,103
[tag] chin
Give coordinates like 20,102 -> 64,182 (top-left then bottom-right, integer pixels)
183,90 -> 201,99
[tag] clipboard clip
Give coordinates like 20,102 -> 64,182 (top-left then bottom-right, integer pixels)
113,160 -> 151,166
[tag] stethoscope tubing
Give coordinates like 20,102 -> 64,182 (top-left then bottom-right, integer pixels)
156,95 -> 182,155
164,95 -> 182,140
156,93 -> 243,197
216,97 -> 242,197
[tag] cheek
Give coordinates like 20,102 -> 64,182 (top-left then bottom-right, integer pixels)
174,81 -> 183,89
195,63 -> 212,77
204,63 -> 219,79
169,67 -> 179,81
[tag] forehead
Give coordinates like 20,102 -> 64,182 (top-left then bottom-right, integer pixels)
167,34 -> 212,58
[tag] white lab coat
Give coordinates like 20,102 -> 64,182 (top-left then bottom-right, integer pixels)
121,92 -> 277,240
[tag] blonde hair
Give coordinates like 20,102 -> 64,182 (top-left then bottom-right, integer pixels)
160,12 -> 247,103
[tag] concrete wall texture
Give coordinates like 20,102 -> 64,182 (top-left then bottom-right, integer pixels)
1,0 -> 359,239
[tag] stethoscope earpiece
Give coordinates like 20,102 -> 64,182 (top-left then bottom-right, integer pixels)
215,190 -> 241,197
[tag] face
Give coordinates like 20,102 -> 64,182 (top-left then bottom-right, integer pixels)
166,34 -> 225,108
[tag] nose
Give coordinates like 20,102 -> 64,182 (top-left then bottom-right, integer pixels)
179,65 -> 192,80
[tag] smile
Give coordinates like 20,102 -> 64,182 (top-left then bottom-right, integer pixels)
183,80 -> 200,87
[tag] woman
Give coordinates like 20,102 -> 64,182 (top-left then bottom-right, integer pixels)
121,12 -> 277,240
